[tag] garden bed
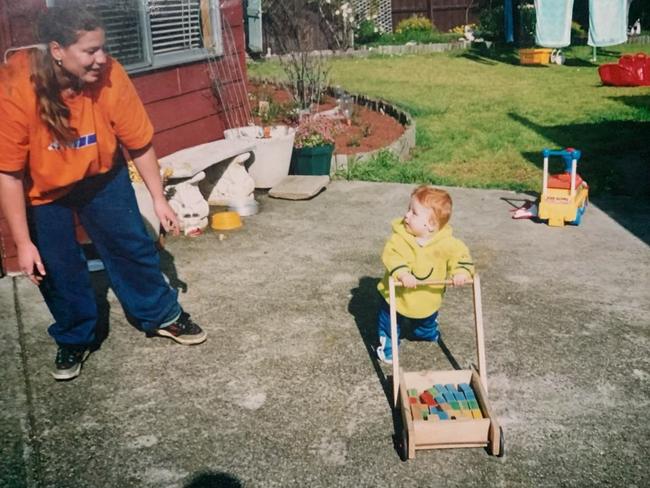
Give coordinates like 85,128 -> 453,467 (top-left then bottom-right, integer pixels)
248,82 -> 408,156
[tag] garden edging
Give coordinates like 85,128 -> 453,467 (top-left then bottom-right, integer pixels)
326,89 -> 416,175
263,41 -> 468,61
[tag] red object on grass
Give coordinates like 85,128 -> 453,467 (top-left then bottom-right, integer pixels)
598,53 -> 650,87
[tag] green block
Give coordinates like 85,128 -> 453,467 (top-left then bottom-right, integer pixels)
468,399 -> 480,410
450,401 -> 460,410
408,389 -> 418,397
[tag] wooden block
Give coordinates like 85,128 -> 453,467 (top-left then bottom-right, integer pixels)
438,410 -> 449,420
435,395 -> 446,405
453,391 -> 466,402
427,387 -> 439,397
409,397 -> 418,405
471,409 -> 483,419
442,392 -> 455,403
410,403 -> 420,421
407,389 -> 418,397
450,401 -> 460,410
412,403 -> 428,420
468,399 -> 480,410
420,391 -> 435,405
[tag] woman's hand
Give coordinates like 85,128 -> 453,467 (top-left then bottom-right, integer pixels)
17,242 -> 46,285
153,197 -> 180,236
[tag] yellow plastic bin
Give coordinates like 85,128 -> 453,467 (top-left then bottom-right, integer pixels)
519,48 -> 552,65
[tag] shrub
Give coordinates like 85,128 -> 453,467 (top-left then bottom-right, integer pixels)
571,21 -> 587,44
395,15 -> 433,35
355,18 -> 381,44
477,4 -> 503,41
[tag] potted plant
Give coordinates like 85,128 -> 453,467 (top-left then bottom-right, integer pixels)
290,117 -> 340,176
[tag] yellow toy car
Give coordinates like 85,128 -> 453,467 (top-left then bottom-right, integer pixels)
537,148 -> 588,227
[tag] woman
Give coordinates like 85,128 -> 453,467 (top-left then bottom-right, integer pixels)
0,2 -> 206,381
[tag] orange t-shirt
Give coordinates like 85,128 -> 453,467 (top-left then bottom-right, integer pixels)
0,50 -> 154,205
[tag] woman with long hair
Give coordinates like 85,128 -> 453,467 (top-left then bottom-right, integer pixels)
0,1 -> 207,381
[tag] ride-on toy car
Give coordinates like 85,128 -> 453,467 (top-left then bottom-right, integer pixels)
537,148 -> 588,227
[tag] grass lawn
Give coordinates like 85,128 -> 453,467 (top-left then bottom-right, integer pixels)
248,44 -> 650,197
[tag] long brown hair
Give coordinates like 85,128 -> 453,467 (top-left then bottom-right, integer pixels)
30,1 -> 102,144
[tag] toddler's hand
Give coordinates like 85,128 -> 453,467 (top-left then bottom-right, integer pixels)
398,272 -> 418,288
451,274 -> 470,287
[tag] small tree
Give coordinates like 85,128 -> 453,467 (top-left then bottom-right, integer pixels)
280,51 -> 331,111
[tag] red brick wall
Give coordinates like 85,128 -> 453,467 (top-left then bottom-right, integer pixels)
0,0 -> 247,275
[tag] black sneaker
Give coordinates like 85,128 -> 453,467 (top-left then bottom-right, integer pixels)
153,312 -> 207,345
52,345 -> 86,380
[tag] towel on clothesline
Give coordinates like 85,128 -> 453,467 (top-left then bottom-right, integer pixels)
588,0 -> 628,47
534,0 -> 574,48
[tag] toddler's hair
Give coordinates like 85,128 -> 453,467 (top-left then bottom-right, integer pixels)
411,185 -> 452,229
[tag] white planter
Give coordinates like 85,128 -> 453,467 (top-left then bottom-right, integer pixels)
224,125 -> 295,189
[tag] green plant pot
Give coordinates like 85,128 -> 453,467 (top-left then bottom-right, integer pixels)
290,145 -> 334,176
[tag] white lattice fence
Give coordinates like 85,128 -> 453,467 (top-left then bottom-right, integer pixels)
353,0 -> 393,33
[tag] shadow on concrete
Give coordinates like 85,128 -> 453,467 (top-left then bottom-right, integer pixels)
184,470 -> 242,488
509,112 -> 650,244
348,276 -> 388,401
159,244 -> 188,294
348,276 -> 407,459
438,338 -> 462,371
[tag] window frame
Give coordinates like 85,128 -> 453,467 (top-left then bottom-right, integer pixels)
46,0 -> 223,73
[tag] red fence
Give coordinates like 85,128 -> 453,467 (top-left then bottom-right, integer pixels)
391,0 -> 481,32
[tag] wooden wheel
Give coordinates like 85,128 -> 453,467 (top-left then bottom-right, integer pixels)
399,428 -> 409,462
489,426 -> 505,457
497,427 -> 505,457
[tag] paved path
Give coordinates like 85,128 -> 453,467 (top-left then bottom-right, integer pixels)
1,181 -> 649,487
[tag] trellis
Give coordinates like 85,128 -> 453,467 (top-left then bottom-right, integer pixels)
353,0 -> 393,33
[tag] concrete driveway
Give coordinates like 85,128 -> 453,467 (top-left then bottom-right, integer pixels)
2,181 -> 649,488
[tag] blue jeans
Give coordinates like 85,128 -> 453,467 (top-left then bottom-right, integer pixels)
377,296 -> 439,359
27,164 -> 181,347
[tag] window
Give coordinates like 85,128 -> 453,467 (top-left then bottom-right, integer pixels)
47,0 -> 223,72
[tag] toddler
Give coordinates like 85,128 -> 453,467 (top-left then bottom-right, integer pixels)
376,186 -> 474,364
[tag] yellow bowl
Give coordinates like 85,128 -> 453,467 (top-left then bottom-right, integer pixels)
211,211 -> 242,230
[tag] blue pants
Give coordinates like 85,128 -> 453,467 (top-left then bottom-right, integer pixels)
377,297 -> 439,358
27,164 -> 181,347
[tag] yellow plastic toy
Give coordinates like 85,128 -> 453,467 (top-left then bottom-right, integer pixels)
537,148 -> 588,227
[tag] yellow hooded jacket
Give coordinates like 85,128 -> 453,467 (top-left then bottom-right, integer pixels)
377,218 -> 474,318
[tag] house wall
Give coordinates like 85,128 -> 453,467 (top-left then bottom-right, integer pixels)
0,0 -> 248,276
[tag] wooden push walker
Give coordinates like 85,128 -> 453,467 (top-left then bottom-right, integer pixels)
389,274 -> 504,459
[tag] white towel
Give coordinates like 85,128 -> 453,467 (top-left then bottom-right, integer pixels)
588,0 -> 628,47
534,0 -> 574,48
